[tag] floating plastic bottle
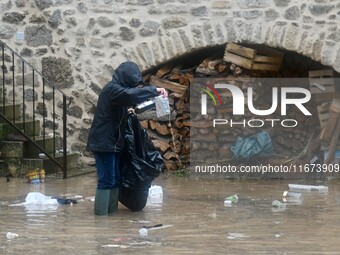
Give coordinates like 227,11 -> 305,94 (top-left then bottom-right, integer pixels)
139,228 -> 148,237
225,194 -> 238,203
6,232 -> 19,240
283,191 -> 302,199
148,185 -> 163,197
288,184 -> 328,193
224,200 -> 232,207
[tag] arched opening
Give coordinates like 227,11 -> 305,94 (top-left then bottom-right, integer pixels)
141,43 -> 340,178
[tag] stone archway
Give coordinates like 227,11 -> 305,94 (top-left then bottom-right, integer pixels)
121,17 -> 340,73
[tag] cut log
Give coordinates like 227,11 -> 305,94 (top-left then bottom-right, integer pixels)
156,63 -> 176,78
182,112 -> 190,120
164,160 -> 178,171
174,116 -> 184,128
163,151 -> 179,160
150,76 -> 188,96
181,139 -> 190,154
195,66 -> 220,76
175,99 -> 185,111
179,74 -> 191,86
155,122 -> 170,136
226,43 -> 257,59
169,72 -> 181,81
223,51 -> 254,69
152,139 -> 171,152
149,120 -> 157,130
224,43 -> 283,71
139,120 -> 148,129
216,62 -> 228,72
169,127 -> 181,140
179,126 -> 190,138
171,140 -> 182,154
233,66 -> 242,76
147,129 -> 171,142
137,110 -> 177,122
207,59 -> 224,70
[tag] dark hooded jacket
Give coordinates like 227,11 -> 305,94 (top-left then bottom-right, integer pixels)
87,61 -> 158,153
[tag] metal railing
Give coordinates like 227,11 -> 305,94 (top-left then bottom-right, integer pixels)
0,40 -> 69,178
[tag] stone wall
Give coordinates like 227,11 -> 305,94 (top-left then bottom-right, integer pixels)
1,0 -> 340,159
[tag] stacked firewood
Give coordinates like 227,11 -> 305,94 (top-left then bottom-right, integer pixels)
138,65 -> 192,171
139,43 -> 322,171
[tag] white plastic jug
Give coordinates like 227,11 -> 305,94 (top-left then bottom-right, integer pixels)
148,185 -> 163,197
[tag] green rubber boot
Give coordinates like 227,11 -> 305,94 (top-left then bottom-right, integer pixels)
94,189 -> 110,216
108,188 -> 119,214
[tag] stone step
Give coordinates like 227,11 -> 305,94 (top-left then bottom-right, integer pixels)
0,158 -> 43,177
42,152 -> 80,174
0,158 -> 22,177
0,135 -> 60,158
0,119 -> 40,139
0,103 -> 21,120
24,135 -> 61,156
0,141 -> 24,158
0,153 -> 80,177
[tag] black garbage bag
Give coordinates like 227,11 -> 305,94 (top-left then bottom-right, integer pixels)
119,114 -> 164,211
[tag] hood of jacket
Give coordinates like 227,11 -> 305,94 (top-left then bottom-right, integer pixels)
113,61 -> 145,88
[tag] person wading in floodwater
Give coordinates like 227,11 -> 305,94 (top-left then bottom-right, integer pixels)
87,61 -> 167,216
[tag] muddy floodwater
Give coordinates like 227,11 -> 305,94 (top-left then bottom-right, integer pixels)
1,173 -> 340,255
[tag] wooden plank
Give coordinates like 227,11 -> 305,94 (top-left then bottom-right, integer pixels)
320,111 -> 340,142
171,64 -> 183,73
310,87 -> 335,94
317,103 -> 330,129
330,98 -> 340,113
309,78 -> 334,86
252,63 -> 280,71
223,52 -> 253,69
207,59 -> 224,70
309,69 -> 334,78
150,76 -> 188,95
254,55 -> 282,65
254,44 -> 284,58
156,64 -> 176,78
226,43 -> 256,59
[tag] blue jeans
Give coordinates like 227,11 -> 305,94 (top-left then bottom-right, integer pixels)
94,152 -> 120,190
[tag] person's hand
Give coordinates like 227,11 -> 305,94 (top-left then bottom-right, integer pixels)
156,87 -> 168,97
128,108 -> 135,114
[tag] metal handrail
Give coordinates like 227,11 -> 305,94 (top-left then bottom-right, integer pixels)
0,40 -> 69,178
